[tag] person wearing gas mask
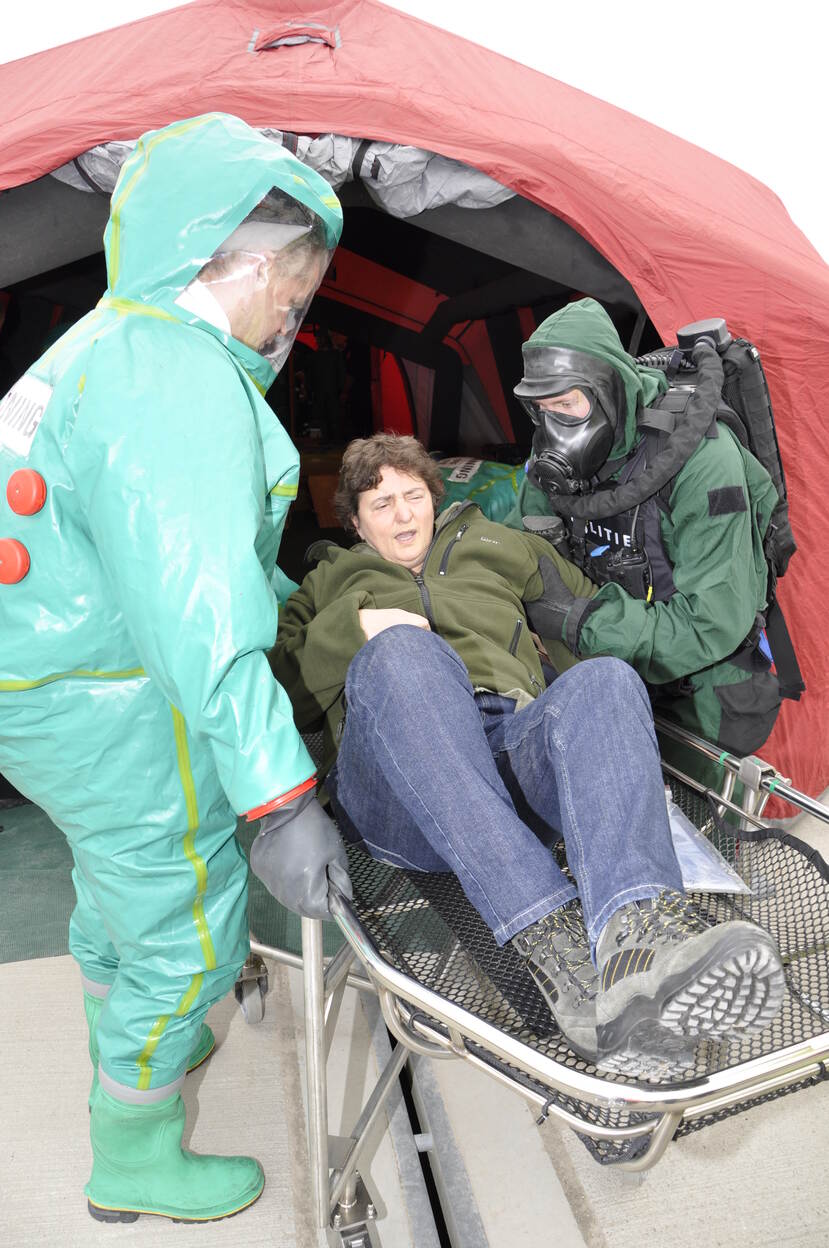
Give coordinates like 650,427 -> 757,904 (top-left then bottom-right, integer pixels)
0,113 -> 350,1224
505,298 -> 782,762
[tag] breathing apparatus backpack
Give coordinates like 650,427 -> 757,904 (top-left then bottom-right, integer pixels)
636,318 -> 796,581
544,318 -> 804,702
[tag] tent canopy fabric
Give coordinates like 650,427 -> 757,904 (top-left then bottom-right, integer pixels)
1,0 -> 828,800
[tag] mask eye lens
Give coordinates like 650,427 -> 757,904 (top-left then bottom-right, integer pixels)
535,388 -> 592,426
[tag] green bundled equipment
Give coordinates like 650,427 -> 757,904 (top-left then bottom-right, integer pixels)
437,458 -> 524,522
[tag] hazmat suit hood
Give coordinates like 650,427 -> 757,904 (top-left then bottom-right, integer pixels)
518,298 -> 668,459
103,112 -> 342,390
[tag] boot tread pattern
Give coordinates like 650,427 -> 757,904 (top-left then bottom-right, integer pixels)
660,944 -> 785,1038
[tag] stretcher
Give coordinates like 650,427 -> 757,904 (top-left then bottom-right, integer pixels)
247,721 -> 829,1247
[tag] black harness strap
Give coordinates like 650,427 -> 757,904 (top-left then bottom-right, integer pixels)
72,158 -> 108,195
765,597 -> 806,700
351,139 -> 373,182
637,405 -> 677,436
279,131 -> 301,155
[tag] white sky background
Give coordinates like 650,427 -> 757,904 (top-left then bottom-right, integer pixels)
3,0 -> 828,263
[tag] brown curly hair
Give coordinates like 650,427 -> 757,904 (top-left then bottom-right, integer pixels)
334,433 -> 445,531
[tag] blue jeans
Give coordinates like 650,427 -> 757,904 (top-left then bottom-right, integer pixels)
326,627 -> 682,953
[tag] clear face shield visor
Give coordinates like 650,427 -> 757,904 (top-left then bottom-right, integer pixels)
519,385 -> 597,428
199,198 -> 335,372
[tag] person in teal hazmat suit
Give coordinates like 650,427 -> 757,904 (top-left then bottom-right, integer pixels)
505,298 -> 782,763
0,113 -> 351,1223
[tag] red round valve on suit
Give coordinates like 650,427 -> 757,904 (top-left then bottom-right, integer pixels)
0,538 -> 31,584
7,469 -> 47,516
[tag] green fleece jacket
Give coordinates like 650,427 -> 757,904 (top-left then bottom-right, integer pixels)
274,501 -> 594,777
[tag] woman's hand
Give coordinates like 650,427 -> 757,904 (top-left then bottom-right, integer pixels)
358,608 -> 430,641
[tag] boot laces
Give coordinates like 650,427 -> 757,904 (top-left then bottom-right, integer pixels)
520,902 -> 595,1000
618,888 -> 706,947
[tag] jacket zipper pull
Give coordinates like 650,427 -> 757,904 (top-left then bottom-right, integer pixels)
438,523 -> 469,576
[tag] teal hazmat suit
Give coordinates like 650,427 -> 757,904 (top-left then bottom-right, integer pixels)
505,299 -> 781,759
0,114 -> 342,1100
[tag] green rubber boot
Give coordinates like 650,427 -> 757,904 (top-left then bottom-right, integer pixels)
84,990 -> 216,1108
86,1088 -> 264,1223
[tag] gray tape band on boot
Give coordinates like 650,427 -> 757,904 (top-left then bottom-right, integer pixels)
98,1066 -> 185,1104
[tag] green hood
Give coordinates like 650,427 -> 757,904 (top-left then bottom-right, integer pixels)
525,298 -> 667,455
102,112 -> 343,390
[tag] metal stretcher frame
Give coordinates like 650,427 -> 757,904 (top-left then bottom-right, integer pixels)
250,721 -> 829,1245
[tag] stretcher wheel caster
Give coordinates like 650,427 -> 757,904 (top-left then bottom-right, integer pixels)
235,952 -> 268,1024
236,977 -> 266,1024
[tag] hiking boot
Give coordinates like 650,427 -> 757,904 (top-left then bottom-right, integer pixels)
595,889 -> 785,1078
511,900 -> 598,1062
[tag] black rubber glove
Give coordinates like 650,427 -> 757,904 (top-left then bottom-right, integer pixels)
525,556 -> 597,654
249,788 -> 353,920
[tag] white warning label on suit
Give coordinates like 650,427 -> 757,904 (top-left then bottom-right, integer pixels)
0,374 -> 53,458
441,458 -> 482,483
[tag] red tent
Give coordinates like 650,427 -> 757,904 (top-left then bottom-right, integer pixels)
1,0 -> 828,802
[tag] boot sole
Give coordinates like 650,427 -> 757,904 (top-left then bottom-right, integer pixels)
597,925 -> 785,1073
659,939 -> 785,1038
535,1010 -> 698,1084
87,1180 -> 264,1224
596,1029 -> 698,1082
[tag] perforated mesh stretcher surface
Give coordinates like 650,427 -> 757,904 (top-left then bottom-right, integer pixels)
325,763 -> 829,1167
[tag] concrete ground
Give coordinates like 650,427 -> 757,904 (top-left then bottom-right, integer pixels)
3,937 -> 828,1248
0,955 -> 431,1248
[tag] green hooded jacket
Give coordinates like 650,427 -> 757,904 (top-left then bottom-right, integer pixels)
503,299 -> 780,752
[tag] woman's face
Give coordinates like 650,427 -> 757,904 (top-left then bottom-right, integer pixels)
354,465 -> 436,573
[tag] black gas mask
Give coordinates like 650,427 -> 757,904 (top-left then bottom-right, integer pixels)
514,346 -> 624,498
